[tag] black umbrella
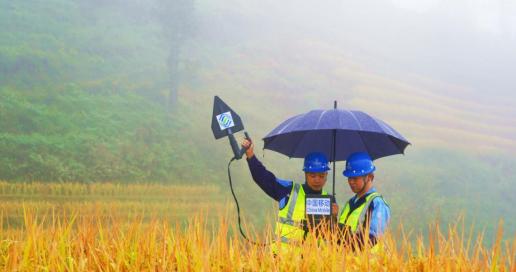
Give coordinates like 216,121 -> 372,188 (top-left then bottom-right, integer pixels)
263,101 -> 410,195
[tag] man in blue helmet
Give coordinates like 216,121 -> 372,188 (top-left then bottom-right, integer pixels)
241,139 -> 338,250
338,152 -> 390,251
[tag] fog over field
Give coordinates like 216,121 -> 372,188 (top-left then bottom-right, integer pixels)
203,0 -> 516,99
193,0 -> 516,152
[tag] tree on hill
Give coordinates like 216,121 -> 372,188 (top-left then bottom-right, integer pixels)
157,0 -> 196,111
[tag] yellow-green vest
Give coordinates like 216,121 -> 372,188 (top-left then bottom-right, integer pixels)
338,192 -> 387,253
275,183 -> 328,245
338,192 -> 382,233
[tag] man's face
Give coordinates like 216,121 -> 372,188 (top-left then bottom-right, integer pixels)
305,172 -> 328,191
347,175 -> 370,194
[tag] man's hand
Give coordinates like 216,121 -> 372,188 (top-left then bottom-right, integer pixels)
241,138 -> 255,159
332,203 -> 339,217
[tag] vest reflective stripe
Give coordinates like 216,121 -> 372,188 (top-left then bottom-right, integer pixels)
276,183 -> 328,244
278,217 -> 295,225
338,192 -> 381,233
286,183 -> 300,222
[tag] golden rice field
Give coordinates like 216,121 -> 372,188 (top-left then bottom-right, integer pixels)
0,181 -> 514,271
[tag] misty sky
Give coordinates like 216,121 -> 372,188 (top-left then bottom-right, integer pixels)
200,0 -> 516,104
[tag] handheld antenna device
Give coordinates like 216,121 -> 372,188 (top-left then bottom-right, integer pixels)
212,96 -> 263,244
212,96 -> 249,160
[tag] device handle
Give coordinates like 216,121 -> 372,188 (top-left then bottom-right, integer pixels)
228,133 -> 242,160
238,132 -> 251,158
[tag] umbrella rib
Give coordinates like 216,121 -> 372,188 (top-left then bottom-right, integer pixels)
315,110 -> 328,129
358,131 -> 375,159
361,131 -> 410,159
346,110 -> 372,158
277,112 -> 309,134
376,118 -> 407,141
335,110 -> 345,160
348,110 -> 363,130
287,131 -> 311,159
370,116 -> 408,153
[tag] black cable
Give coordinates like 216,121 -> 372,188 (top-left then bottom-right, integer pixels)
227,157 -> 269,246
227,156 -> 303,246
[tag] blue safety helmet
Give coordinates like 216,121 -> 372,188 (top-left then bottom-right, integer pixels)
343,152 -> 376,178
303,152 -> 330,173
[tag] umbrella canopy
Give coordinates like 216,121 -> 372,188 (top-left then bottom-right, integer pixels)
263,109 -> 409,160
263,104 -> 410,195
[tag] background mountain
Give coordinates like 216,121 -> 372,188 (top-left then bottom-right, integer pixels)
1,0 -> 515,243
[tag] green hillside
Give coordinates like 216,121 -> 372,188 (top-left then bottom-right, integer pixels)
0,0 -> 206,182
1,0 -> 515,244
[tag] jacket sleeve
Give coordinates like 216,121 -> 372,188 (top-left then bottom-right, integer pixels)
368,197 -> 391,237
337,196 -> 390,249
246,156 -> 292,202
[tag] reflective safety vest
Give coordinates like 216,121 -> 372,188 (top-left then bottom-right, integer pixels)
275,183 -> 328,247
338,192 -> 387,253
338,192 -> 382,233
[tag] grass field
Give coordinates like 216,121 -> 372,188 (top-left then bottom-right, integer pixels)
0,181 -> 514,271
0,181 -> 225,227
